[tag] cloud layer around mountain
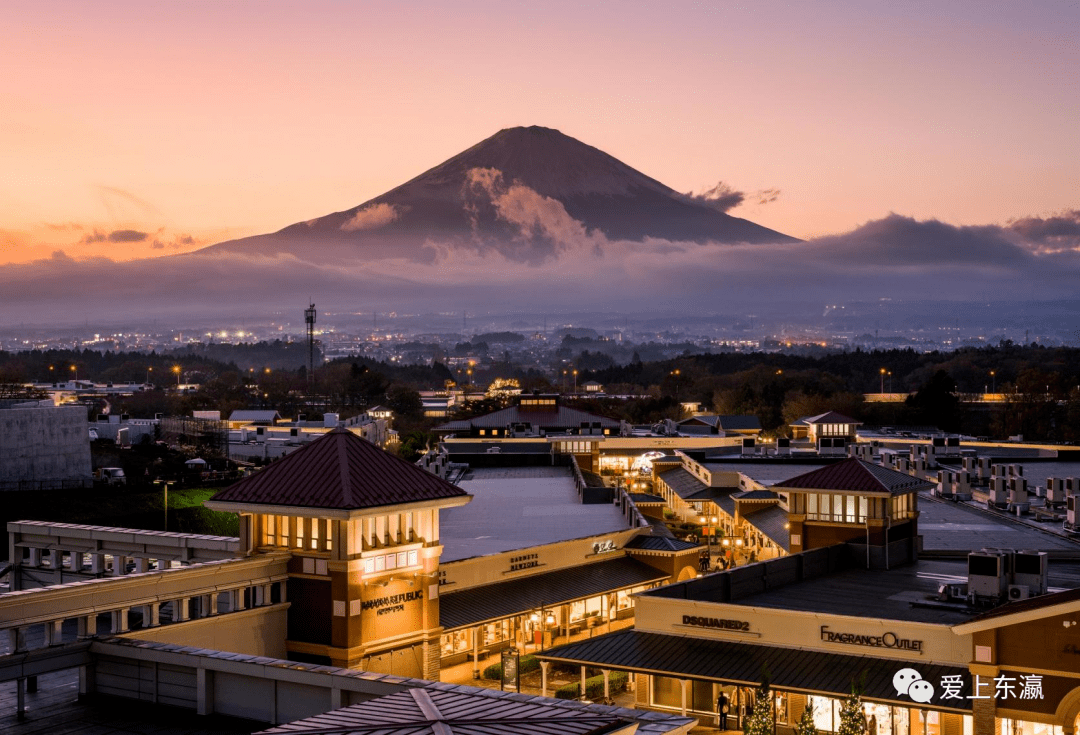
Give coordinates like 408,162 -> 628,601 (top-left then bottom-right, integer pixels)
2,171 -> 1078,323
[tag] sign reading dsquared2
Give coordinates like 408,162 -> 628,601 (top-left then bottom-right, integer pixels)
681,615 -> 751,632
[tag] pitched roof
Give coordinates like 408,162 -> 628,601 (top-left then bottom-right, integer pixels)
717,414 -> 762,431
623,534 -> 702,552
256,686 -> 690,735
439,557 -> 667,629
538,630 -> 972,712
742,505 -> 791,552
954,587 -> 1080,631
208,427 -> 470,510
774,457 -> 933,495
801,411 -> 862,425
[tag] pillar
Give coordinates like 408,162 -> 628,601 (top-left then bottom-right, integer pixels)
330,687 -> 344,710
541,661 -> 550,698
207,593 -> 219,616
174,598 -> 190,622
262,583 -> 273,605
110,555 -> 125,576
111,608 -> 129,634
196,668 -> 214,716
16,677 -> 26,721
79,663 -> 95,698
603,669 -> 611,700
90,553 -> 105,574
28,547 -> 41,567
135,557 -> 148,574
231,588 -> 247,611
9,626 -> 28,652
680,678 -> 689,717
581,666 -> 587,700
71,550 -> 85,573
44,619 -> 64,646
472,627 -> 480,679
144,603 -> 160,628
78,614 -> 98,639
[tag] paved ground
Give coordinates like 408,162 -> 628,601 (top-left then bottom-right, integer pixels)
918,492 -> 1080,552
441,466 -> 630,562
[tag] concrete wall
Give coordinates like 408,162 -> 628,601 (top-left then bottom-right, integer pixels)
0,405 -> 92,491
122,604 -> 289,659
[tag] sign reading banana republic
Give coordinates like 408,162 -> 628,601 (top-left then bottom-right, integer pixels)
362,589 -> 424,616
681,615 -> 751,632
820,625 -> 923,653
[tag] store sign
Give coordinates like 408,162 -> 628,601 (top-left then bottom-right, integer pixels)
682,615 -> 751,632
361,589 -> 423,616
501,649 -> 520,692
508,553 -> 540,572
592,540 -> 618,554
820,625 -> 923,653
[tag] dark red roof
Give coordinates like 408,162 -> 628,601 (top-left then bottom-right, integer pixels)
774,458 -> 932,495
209,427 -> 469,510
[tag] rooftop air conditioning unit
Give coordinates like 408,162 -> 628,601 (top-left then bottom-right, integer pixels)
1007,584 -> 1031,601
1012,551 -> 1048,595
968,550 -> 1009,600
989,477 -> 1008,505
741,438 -> 756,456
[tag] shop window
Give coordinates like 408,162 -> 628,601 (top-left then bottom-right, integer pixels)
441,630 -> 469,657
999,720 -> 1064,735
808,695 -> 838,732
652,676 -> 683,710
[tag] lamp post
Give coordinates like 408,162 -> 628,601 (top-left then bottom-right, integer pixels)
146,366 -> 153,385
880,367 -> 886,393
154,480 -> 173,531
172,365 -> 181,389
70,364 -> 78,382
990,370 -> 996,394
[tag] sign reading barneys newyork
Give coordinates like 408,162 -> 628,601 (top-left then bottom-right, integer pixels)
821,625 -> 923,653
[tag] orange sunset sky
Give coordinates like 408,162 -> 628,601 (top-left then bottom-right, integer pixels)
2,0 -> 1078,265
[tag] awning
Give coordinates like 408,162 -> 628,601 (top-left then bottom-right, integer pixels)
538,629 -> 973,712
439,557 -> 668,630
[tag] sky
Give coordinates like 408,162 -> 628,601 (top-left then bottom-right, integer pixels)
2,0 -> 1078,266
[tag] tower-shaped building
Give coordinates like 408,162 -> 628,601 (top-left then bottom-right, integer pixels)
206,427 -> 470,678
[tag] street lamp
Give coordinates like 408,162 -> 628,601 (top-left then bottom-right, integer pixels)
990,370 -> 996,393
172,365 -> 181,388
70,365 -> 78,381
146,366 -> 153,385
880,367 -> 886,393
154,480 -> 174,531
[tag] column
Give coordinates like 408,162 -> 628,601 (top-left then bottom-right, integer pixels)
472,627 -> 480,679
603,669 -> 611,700
174,598 -> 190,622
9,626 -> 28,652
207,592 -> 219,616
135,557 -> 149,574
262,583 -> 273,605
71,550 -> 85,573
16,677 -> 26,721
44,619 -> 64,646
111,608 -> 130,633
541,661 -> 550,698
78,614 -> 98,639
144,603 -> 160,628
680,679 -> 689,717
28,547 -> 41,567
196,668 -> 214,716
581,666 -> 587,700
231,588 -> 247,611
110,555 -> 125,576
90,553 -> 105,574
254,585 -> 265,607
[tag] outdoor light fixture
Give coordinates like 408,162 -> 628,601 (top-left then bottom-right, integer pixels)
545,614 -> 556,626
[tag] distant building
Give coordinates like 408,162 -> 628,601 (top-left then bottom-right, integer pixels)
433,394 -> 620,439
670,414 -> 762,437
0,400 -> 92,491
228,410 -> 283,428
790,411 -> 862,442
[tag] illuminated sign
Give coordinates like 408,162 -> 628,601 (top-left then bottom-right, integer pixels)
682,615 -> 751,632
362,589 -> 423,616
820,625 -> 923,653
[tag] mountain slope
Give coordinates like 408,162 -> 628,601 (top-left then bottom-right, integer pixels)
199,126 -> 796,263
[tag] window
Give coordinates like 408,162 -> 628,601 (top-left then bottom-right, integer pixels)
264,514 -> 276,545
859,496 -> 869,521
846,495 -> 856,522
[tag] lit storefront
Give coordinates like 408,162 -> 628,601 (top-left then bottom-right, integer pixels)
538,544 -> 1080,735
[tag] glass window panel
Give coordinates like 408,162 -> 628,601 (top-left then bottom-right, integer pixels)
859,496 -> 868,521
652,677 -> 682,709
408,550 -> 418,566
363,558 -> 374,574
375,555 -> 385,571
808,494 -> 817,516
821,494 -> 831,518
847,495 -> 856,522
398,551 -> 408,567
385,553 -> 397,570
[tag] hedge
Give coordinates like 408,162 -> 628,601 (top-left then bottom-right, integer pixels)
482,654 -> 541,681
554,670 -> 629,700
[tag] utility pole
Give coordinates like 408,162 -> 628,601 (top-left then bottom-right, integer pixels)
305,303 -> 317,400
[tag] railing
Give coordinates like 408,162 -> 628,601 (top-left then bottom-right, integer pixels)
0,552 -> 289,656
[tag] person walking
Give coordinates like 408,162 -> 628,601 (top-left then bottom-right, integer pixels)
716,690 -> 729,730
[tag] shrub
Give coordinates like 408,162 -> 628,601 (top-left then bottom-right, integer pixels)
482,654 -> 540,680
554,670 -> 629,700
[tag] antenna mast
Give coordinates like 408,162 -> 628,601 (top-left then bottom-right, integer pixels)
305,302 -> 317,400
